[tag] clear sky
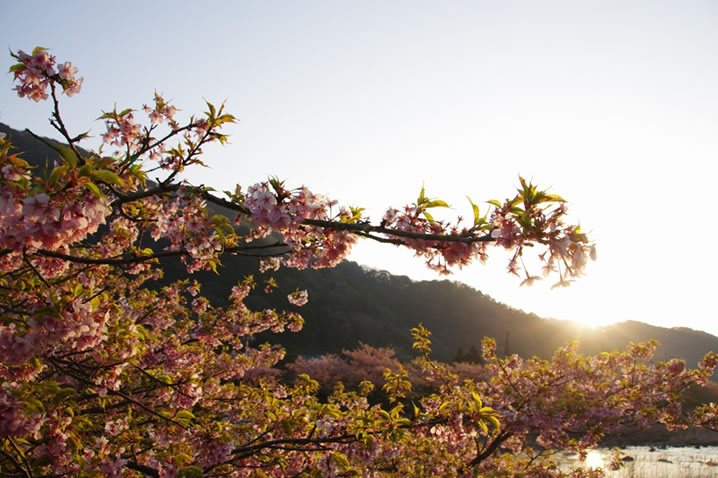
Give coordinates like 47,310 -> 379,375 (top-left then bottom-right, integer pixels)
2,1 -> 718,336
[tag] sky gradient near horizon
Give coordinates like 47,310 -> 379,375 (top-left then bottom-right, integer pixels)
2,1 -> 718,336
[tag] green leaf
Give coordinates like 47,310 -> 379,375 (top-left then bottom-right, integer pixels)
82,182 -> 104,198
95,156 -> 116,169
56,144 -> 78,168
181,466 -> 203,478
215,113 -> 236,125
538,193 -> 565,203
71,130 -> 91,143
478,419 -> 489,434
508,196 -> 522,207
425,199 -> 449,208
487,415 -> 501,430
423,211 -> 434,223
92,169 -> 124,186
487,199 -> 503,208
177,410 -> 195,420
471,392 -> 483,408
78,164 -> 92,177
48,165 -> 68,186
24,398 -> 45,413
467,197 -> 480,223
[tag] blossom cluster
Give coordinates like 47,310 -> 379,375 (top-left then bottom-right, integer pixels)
244,182 -> 358,268
0,388 -> 44,439
11,48 -> 82,101
0,299 -> 109,370
382,205 -> 489,274
101,111 -> 142,152
287,289 -> 309,307
0,190 -> 109,253
144,92 -> 178,125
381,185 -> 596,283
0,178 -> 111,282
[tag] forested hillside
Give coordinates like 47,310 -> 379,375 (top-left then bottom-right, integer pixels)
168,256 -> 718,372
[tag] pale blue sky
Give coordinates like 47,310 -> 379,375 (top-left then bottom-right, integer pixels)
2,1 -> 718,337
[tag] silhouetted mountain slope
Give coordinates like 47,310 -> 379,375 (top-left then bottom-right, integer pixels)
157,256 -> 718,374
6,122 -> 718,371
584,321 -> 718,365
1,122 -> 71,171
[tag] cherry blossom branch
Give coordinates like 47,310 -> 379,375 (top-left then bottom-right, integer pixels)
353,230 -> 407,246
111,185 -> 498,247
467,430 -> 512,468
7,438 -> 34,478
111,182 -> 186,207
0,449 -> 30,478
47,82 -> 86,164
22,251 -> 50,288
47,357 -> 189,431
303,218 -> 496,245
121,123 -> 194,171
36,241 -> 290,265
198,188 -> 499,246
160,129 -> 208,186
221,417 -> 446,472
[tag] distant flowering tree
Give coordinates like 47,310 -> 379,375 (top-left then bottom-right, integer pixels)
0,47 -> 715,477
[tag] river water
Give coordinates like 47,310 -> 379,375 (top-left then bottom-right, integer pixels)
560,446 -> 718,477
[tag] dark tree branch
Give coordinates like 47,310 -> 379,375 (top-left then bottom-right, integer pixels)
47,82 -> 86,165
466,430 -> 512,468
124,460 -> 159,477
36,241 -> 290,265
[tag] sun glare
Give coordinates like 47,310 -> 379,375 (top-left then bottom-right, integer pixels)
584,450 -> 606,469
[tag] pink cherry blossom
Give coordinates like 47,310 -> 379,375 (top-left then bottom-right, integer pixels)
288,289 -> 309,307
